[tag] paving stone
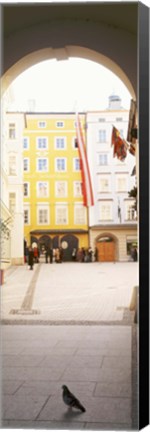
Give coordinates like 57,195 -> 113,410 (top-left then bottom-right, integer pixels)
2,354 -> 46,368
37,393 -> 131,424
2,393 -> 49,420
102,355 -> 131,369
3,365 -> 66,381
94,381 -> 131,398
2,380 -> 24,395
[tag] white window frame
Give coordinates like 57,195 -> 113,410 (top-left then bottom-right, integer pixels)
98,153 -> 108,166
99,201 -> 113,221
9,155 -> 17,175
55,204 -> 68,225
36,137 -> 48,150
99,177 -> 111,193
55,181 -> 68,198
37,181 -> 49,198
9,192 -> 16,214
24,182 -> 30,197
116,176 -> 128,192
55,158 -> 67,172
74,204 -> 86,225
37,205 -> 49,225
8,123 -> 16,139
23,158 -> 29,172
38,121 -> 46,128
74,181 -> 82,197
55,137 -> 66,150
23,137 -> 29,149
125,200 -> 137,221
37,158 -> 48,172
24,207 -> 30,225
73,158 -> 81,171
98,129 -> 107,143
56,121 -> 64,128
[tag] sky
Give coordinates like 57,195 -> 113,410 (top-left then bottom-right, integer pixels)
10,58 -> 132,113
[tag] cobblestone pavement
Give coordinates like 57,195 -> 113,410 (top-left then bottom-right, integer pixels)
1,262 -> 138,430
1,262 -> 138,323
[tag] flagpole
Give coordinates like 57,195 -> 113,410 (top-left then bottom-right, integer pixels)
84,116 -> 91,249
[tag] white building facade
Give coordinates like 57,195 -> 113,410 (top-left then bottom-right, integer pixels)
86,96 -> 137,262
6,113 -> 25,265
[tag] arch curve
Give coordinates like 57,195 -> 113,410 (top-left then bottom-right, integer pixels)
2,45 -> 135,99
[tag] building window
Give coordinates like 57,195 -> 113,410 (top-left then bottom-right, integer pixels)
55,137 -> 66,149
125,201 -> 137,221
55,181 -> 67,198
74,181 -> 82,197
38,208 -> 49,224
24,208 -> 30,224
9,155 -> 16,175
56,121 -> 64,128
72,137 -> 78,149
9,123 -> 16,139
99,118 -> 105,122
56,205 -> 68,224
99,202 -> 112,221
24,182 -> 29,197
126,236 -> 138,256
55,158 -> 66,172
98,154 -> 108,165
37,137 -> 48,149
38,121 -> 46,128
23,158 -> 29,172
9,193 -> 16,214
116,176 -> 127,192
119,129 -> 124,138
37,182 -> 48,197
37,158 -> 48,172
99,178 -> 110,193
116,117 -> 123,122
74,158 -> 81,171
98,130 -> 107,143
23,137 -> 29,149
74,205 -> 86,224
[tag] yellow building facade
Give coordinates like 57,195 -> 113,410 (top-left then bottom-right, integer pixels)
23,113 -> 89,260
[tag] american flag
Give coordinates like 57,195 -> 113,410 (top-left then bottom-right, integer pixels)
75,114 -> 94,207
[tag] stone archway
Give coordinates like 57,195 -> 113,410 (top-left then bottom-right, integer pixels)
2,3 -> 137,98
96,233 -> 119,262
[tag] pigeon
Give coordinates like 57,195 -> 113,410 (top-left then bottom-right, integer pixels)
62,385 -> 86,412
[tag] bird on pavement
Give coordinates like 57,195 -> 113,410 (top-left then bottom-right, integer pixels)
62,385 -> 86,412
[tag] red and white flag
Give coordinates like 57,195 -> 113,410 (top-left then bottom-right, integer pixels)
75,114 -> 94,207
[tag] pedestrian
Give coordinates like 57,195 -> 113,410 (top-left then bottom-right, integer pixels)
55,248 -> 60,263
94,247 -> 98,262
133,247 -> 137,262
59,247 -> 63,263
72,248 -> 76,261
88,247 -> 93,262
33,246 -> 39,263
49,248 -> 53,263
28,246 -> 34,270
45,245 -> 49,263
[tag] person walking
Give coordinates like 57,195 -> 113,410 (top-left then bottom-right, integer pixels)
28,246 -> 34,270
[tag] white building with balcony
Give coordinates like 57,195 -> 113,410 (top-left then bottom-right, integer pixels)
86,95 -> 137,261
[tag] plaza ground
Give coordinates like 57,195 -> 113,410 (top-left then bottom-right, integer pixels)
1,262 -> 138,429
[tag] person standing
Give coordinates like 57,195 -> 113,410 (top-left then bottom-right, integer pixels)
28,246 -> 34,270
49,248 -> 53,263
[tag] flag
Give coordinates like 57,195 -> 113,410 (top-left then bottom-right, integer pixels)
75,114 -> 94,207
111,126 -> 128,162
129,142 -> 136,156
127,99 -> 137,142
